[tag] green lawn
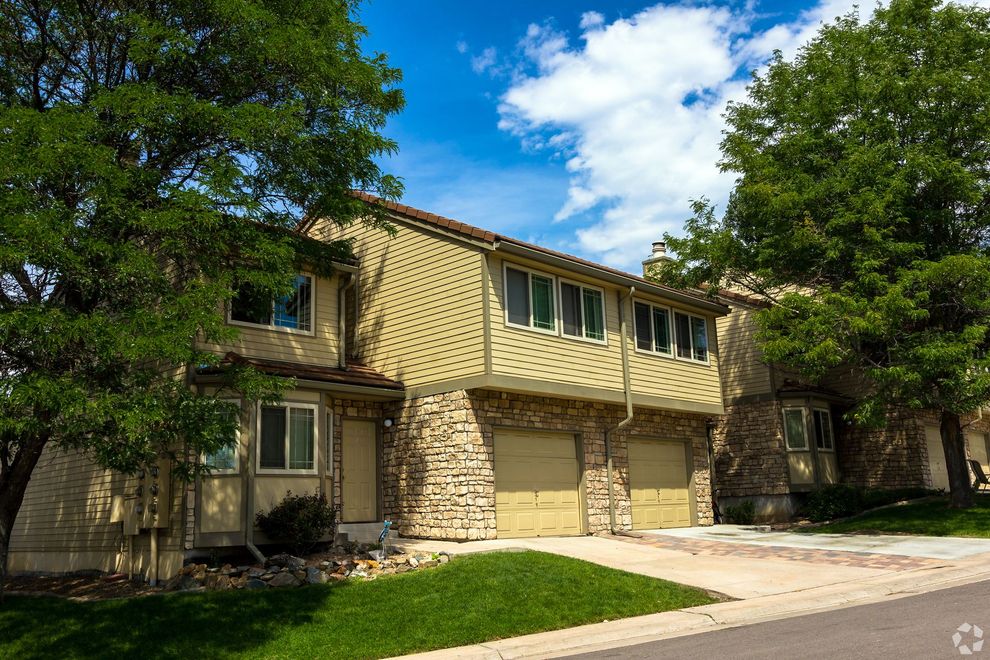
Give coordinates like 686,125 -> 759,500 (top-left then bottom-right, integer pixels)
806,496 -> 990,537
0,551 -> 715,660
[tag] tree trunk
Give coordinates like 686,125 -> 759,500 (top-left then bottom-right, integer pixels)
940,410 -> 974,509
0,432 -> 50,603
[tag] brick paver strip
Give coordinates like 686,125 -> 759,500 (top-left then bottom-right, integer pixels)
613,534 -> 941,570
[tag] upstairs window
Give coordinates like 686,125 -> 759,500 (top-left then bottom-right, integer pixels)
231,275 -> 313,333
634,302 -> 672,355
505,266 -> 556,332
561,281 -> 606,342
674,312 -> 708,363
813,409 -> 834,451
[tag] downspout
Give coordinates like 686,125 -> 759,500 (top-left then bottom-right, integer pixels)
245,404 -> 265,565
605,286 -> 636,534
338,272 -> 356,369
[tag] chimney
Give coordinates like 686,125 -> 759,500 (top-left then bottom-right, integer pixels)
642,240 -> 671,276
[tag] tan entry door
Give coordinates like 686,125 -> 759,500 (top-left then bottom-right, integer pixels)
925,425 -> 950,491
628,439 -> 691,530
342,419 -> 377,522
495,430 -> 581,538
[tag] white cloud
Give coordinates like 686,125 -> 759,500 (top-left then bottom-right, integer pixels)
471,46 -> 498,74
495,0 -> 990,271
456,40 -> 468,54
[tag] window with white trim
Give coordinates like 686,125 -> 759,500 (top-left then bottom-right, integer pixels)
505,266 -> 556,332
561,280 -> 606,342
813,409 -> 834,451
674,311 -> 709,362
783,408 -> 808,450
634,301 -> 672,355
231,274 -> 313,333
203,400 -> 240,473
259,403 -> 317,472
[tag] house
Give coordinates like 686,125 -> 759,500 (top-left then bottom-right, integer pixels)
8,194 -> 729,581
700,280 -> 990,522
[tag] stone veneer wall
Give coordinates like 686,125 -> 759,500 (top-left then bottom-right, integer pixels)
382,389 -> 713,540
711,400 -> 790,498
836,408 -> 930,490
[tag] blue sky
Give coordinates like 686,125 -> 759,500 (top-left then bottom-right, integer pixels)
356,1 -> 972,271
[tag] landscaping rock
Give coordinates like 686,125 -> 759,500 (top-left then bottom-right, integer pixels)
305,567 -> 328,585
438,554 -> 450,564
407,556 -> 419,568
246,567 -> 266,578
367,549 -> 386,562
164,574 -> 201,592
267,553 -> 306,571
244,578 -> 268,590
268,572 -> 302,588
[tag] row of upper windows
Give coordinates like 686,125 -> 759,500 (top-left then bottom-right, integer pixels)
225,265 -> 711,365
503,263 -> 710,364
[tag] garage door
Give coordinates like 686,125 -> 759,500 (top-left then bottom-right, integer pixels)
628,439 -> 692,530
495,430 -> 582,538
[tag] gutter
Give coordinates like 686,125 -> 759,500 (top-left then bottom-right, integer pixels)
338,272 -> 356,369
604,286 -> 636,534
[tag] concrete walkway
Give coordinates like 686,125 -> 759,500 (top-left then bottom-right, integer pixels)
647,525 -> 990,560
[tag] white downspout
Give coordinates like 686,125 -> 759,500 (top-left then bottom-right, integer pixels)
605,286 -> 636,534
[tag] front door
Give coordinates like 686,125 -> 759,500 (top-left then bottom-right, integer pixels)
341,419 -> 378,522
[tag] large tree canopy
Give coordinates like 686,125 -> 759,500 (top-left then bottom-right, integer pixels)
0,0 -> 402,593
661,0 -> 990,507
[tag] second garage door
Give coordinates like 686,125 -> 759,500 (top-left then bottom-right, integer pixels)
628,439 -> 692,530
495,430 -> 582,538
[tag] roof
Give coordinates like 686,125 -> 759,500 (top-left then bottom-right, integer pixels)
201,352 -> 404,391
349,191 -> 729,316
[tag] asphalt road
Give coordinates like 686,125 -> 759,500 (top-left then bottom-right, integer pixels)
569,580 -> 990,660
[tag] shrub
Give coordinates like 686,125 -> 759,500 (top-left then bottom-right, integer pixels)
861,487 -> 934,510
723,500 -> 756,525
803,484 -> 863,522
256,491 -> 337,555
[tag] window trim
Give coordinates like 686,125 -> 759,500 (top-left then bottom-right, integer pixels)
632,299 -> 675,360
672,310 -> 711,366
228,273 -> 317,337
503,262 -> 560,336
813,408 -> 835,452
783,407 -> 810,451
203,398 -> 242,475
256,401 -> 320,475
558,277 -> 608,346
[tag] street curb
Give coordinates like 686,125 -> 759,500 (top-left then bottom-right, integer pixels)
390,559 -> 990,659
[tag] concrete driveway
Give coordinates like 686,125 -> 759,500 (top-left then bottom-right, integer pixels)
395,527 -> 972,599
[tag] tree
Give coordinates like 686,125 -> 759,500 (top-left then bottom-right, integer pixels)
0,0 -> 403,597
661,0 -> 990,508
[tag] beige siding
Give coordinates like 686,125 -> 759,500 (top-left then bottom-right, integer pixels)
716,305 -> 773,402
314,218 -> 486,388
9,445 -> 185,577
198,272 -> 340,367
489,254 -> 723,409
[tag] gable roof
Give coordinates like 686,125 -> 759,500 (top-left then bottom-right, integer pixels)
349,191 -> 729,316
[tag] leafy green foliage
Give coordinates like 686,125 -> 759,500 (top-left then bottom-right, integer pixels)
0,0 -> 403,587
255,491 -> 337,556
660,0 -> 990,505
723,500 -> 757,525
802,485 -> 864,522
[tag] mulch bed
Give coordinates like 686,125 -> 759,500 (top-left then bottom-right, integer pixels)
4,573 -> 161,601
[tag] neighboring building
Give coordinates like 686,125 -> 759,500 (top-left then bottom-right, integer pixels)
689,273 -> 990,522
9,195 -> 729,581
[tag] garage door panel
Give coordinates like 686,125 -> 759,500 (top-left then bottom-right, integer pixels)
629,439 -> 692,531
495,430 -> 582,539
